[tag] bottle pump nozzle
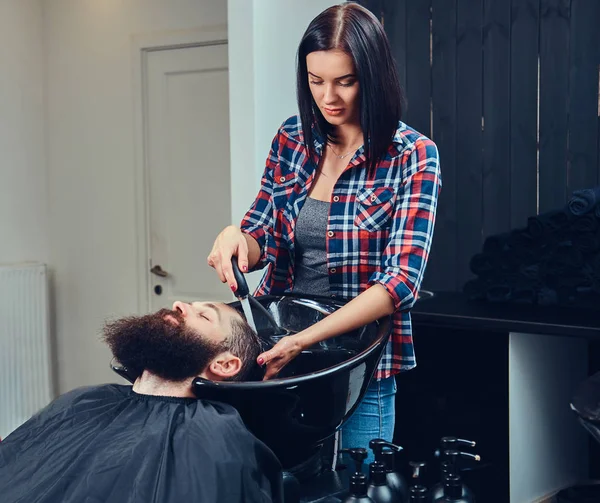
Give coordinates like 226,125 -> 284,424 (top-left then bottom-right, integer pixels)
408,462 -> 427,503
369,439 -> 403,471
440,436 -> 476,449
340,448 -> 368,474
369,439 -> 403,455
409,461 -> 426,481
441,449 -> 481,464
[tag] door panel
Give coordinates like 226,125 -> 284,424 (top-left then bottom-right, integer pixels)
145,44 -> 232,311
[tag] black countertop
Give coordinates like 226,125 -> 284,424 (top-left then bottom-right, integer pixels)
411,291 -> 600,339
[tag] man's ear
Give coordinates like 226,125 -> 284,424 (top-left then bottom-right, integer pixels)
206,352 -> 242,380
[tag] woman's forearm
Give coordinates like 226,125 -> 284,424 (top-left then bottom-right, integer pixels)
242,232 -> 261,270
297,284 -> 395,347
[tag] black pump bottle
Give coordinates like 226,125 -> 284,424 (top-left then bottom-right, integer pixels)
341,448 -> 375,503
431,449 -> 479,503
367,461 -> 396,503
369,438 -> 409,502
432,474 -> 472,503
429,437 -> 479,502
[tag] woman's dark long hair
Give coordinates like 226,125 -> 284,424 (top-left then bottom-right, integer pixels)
297,2 -> 404,171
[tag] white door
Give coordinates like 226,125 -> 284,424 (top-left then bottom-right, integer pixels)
145,43 -> 232,311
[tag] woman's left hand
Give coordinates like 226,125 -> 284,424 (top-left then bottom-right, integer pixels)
257,334 -> 306,380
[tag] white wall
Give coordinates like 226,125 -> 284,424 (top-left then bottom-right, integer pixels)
228,0 -> 340,290
0,0 -> 47,265
45,0 -> 339,393
509,333 -> 588,502
44,0 -> 227,393
229,0 -> 340,223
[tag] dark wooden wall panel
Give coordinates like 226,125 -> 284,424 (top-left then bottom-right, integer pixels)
404,0 -> 432,137
427,0 -> 458,291
455,0 -> 484,288
567,0 -> 600,193
538,0 -> 571,213
357,0 -> 383,18
357,0 -> 600,292
509,0 -> 540,228
382,0 -> 407,93
482,0 -> 511,237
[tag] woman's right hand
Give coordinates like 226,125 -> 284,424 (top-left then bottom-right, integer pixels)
207,225 -> 249,293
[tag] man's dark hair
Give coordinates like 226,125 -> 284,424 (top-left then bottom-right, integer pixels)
296,2 -> 404,171
223,316 -> 262,381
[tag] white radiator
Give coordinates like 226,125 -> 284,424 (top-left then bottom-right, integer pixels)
0,263 -> 53,440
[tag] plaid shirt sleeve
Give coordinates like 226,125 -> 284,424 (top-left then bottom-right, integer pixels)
240,132 -> 279,271
367,137 -> 442,311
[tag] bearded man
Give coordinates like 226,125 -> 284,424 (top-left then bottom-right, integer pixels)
0,301 -> 282,503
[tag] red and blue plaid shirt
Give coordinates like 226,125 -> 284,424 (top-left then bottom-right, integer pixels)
241,115 -> 441,378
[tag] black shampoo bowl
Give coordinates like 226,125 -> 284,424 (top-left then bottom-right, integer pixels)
193,295 -> 391,469
111,294 -> 391,470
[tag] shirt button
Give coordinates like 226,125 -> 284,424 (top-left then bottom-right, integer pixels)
370,195 -> 377,202
330,268 -> 336,274
327,231 -> 334,238
333,195 -> 340,202
279,176 -> 286,182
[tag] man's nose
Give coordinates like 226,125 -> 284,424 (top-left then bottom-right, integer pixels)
172,301 -> 188,317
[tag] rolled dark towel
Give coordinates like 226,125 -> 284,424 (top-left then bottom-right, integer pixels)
463,278 -> 487,300
571,214 -> 599,233
576,283 -> 594,295
511,285 -> 537,304
499,252 -> 521,273
483,233 -> 510,254
537,287 -> 558,306
544,244 -> 584,272
557,285 -> 577,306
527,215 -> 544,238
519,263 -> 540,280
527,210 -> 570,238
593,253 -> 600,273
486,284 -> 512,303
469,252 -> 499,276
507,228 -> 535,249
567,186 -> 600,216
511,246 -> 539,266
571,292 -> 600,310
483,230 -> 534,254
551,272 -> 589,289
543,270 -> 587,289
572,232 -> 600,254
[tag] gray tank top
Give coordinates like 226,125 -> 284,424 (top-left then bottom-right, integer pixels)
293,197 -> 331,296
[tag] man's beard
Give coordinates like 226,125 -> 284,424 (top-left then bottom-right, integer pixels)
103,309 -> 226,381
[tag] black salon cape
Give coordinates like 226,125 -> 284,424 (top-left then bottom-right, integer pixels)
0,384 -> 282,503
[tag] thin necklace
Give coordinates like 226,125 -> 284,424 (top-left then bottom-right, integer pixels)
328,142 -> 360,160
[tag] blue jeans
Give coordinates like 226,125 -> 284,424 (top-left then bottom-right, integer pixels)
340,376 -> 397,465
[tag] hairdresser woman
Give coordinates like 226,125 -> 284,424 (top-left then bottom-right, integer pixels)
208,2 -> 441,455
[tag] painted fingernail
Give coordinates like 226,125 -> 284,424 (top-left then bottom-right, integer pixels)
230,284 -> 237,292
242,265 -> 247,272
257,357 -> 264,365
